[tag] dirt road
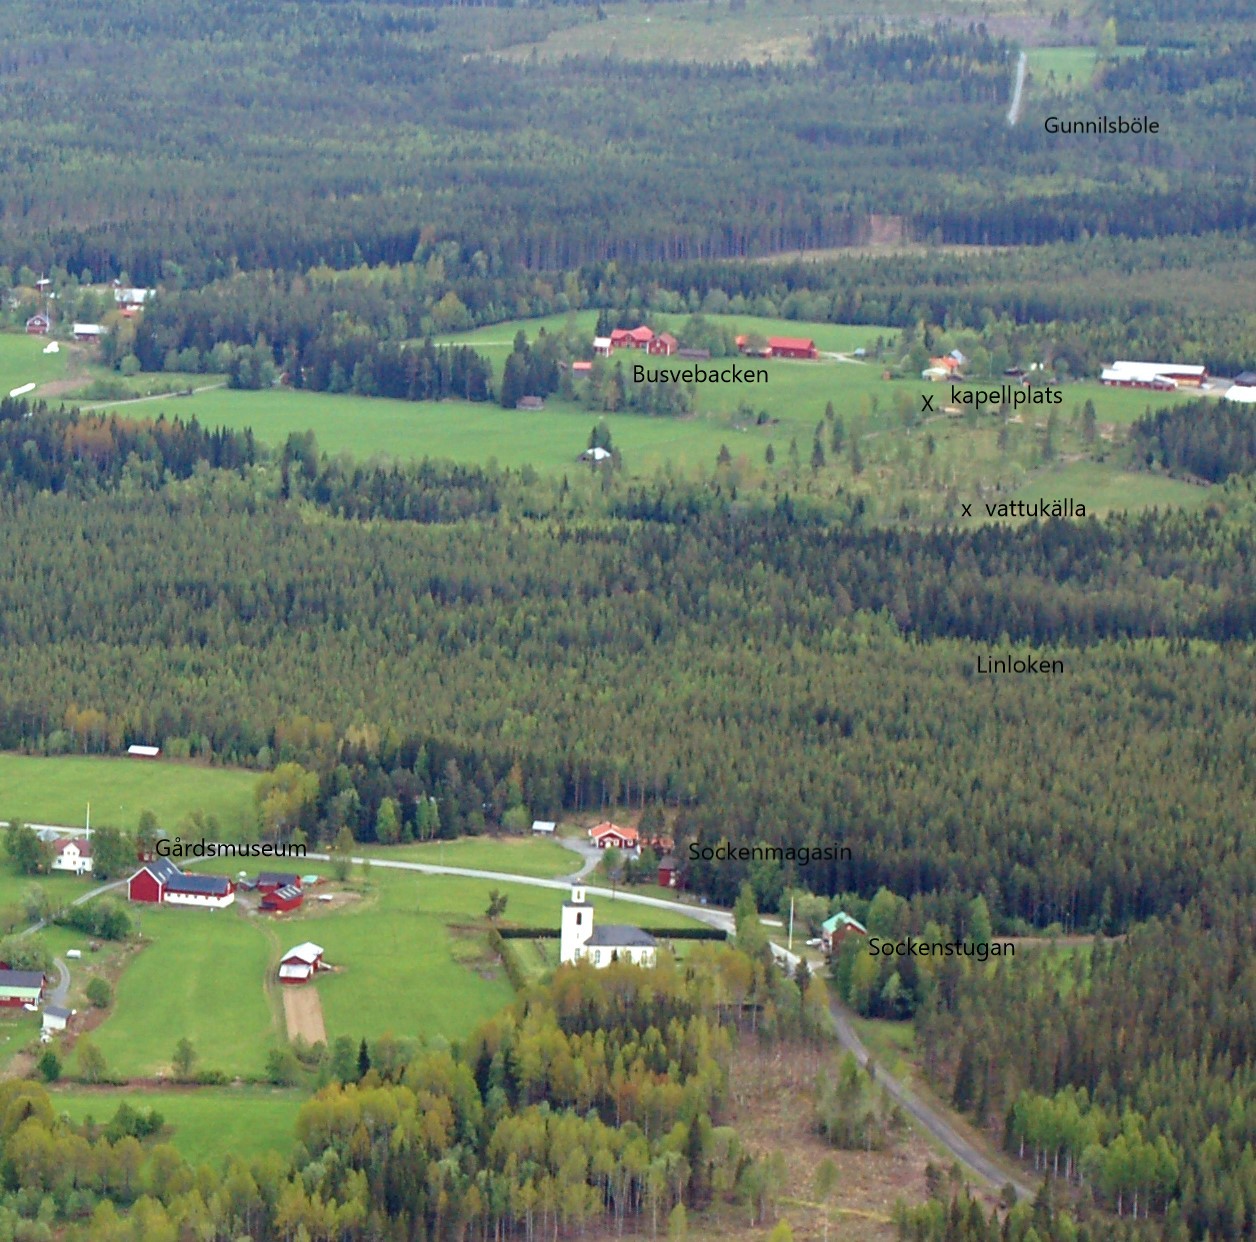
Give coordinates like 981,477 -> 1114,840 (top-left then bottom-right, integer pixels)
283,986 -> 326,1044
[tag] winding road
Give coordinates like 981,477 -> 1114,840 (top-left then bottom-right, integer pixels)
308,847 -> 1037,1198
25,838 -> 1035,1196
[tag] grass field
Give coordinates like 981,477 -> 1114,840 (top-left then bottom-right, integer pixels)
357,837 -> 580,878
298,868 -> 705,1044
1027,45 -> 1144,94
50,1087 -> 303,1165
0,753 -> 258,836
1004,458 -> 1211,518
0,331 -> 68,397
92,905 -> 280,1078
91,311 -> 1207,522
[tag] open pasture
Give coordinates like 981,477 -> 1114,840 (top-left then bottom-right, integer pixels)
93,312 -> 1205,519
50,1087 -> 303,1165
0,331 -> 69,398
357,836 -> 579,878
298,868 -> 706,1044
91,905 -> 279,1078
0,753 -> 258,837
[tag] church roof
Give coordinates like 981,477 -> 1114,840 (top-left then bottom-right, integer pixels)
585,925 -> 656,948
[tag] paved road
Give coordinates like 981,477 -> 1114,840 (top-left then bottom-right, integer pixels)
554,836 -> 601,880
32,849 -> 1034,1196
303,854 -> 737,932
326,854 -> 1034,1195
47,959 -> 70,1007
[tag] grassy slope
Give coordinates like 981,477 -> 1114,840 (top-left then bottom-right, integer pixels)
0,754 -> 258,836
49,1087 -> 303,1165
1006,458 -> 1210,517
0,331 -> 68,396
92,905 -> 280,1078
356,837 -> 579,878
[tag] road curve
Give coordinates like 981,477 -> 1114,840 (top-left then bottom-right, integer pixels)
28,849 -> 1034,1196
303,854 -> 737,932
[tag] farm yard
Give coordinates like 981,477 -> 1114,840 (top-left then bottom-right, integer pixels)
81,863 -> 711,1078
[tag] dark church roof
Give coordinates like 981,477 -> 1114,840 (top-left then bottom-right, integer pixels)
585,925 -> 656,948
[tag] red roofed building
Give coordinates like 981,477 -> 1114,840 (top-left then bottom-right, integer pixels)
647,332 -> 678,357
261,885 -> 304,913
610,326 -> 654,351
589,822 -> 639,851
52,838 -> 93,875
768,337 -> 818,360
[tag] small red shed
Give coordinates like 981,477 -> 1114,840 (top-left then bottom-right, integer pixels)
657,855 -> 680,888
261,885 -> 304,913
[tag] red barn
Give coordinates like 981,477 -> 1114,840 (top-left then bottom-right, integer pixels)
25,314 -> 50,336
261,885 -> 303,913
279,942 -> 324,983
657,855 -> 680,888
127,859 -> 235,907
768,336 -> 818,360
647,333 -> 678,357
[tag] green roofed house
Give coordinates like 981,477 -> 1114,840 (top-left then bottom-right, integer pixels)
821,912 -> 868,955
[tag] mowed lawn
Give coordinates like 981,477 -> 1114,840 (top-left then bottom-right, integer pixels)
93,905 -> 280,1078
50,1088 -> 303,1165
0,753 -> 258,836
356,836 -> 579,878
0,331 -> 68,397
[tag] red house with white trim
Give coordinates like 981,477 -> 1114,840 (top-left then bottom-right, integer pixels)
609,326 -> 654,351
647,333 -> 678,357
589,822 -> 639,851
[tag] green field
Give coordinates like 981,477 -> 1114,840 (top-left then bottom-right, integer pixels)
50,1087 -> 303,1165
0,331 -> 69,397
307,869 -> 705,1044
357,836 -> 580,878
1005,458 -> 1211,518
92,905 -> 280,1078
0,753 -> 258,836
90,312 -> 1207,521
1027,45 -> 1144,94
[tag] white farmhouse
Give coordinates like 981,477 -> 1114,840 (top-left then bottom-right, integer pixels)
559,885 -> 657,968
51,837 -> 93,875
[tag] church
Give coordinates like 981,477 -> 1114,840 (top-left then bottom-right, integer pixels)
559,885 -> 657,968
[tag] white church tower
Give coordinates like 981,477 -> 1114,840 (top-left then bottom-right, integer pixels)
560,885 -> 594,964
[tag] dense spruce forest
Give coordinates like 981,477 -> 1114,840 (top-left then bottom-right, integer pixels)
909,897 -> 1256,1240
3,408 -> 1256,938
0,5 -> 1250,282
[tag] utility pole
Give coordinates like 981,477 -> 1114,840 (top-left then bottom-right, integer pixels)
788,892 -> 795,952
